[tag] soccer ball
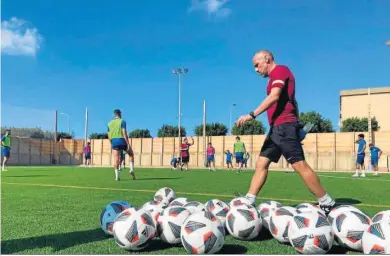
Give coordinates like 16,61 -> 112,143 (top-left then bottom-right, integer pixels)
229,197 -> 254,208
257,201 -> 283,230
115,207 -> 138,222
184,201 -> 206,214
154,187 -> 176,207
327,205 -> 363,226
269,206 -> 299,243
113,209 -> 156,251
288,211 -> 334,254
157,206 -> 191,244
226,204 -> 262,240
142,200 -> 163,211
205,199 -> 230,227
170,197 -> 189,207
181,211 -> 225,254
295,203 -> 325,216
332,210 -> 372,251
372,210 -> 390,224
362,220 -> 390,254
100,200 -> 131,235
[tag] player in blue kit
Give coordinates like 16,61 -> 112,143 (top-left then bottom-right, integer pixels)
353,133 -> 366,178
225,150 -> 234,170
369,143 -> 382,176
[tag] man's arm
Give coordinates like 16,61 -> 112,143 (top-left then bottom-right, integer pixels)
358,142 -> 366,154
378,148 -> 382,158
243,143 -> 246,153
1,136 -> 5,147
121,121 -> 130,146
190,137 -> 195,145
252,87 -> 283,117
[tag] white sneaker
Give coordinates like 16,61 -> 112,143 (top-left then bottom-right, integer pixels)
360,174 -> 366,178
352,173 -> 359,177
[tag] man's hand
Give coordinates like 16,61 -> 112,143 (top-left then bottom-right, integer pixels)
236,114 -> 253,126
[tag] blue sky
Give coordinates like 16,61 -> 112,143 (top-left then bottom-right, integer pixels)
2,0 -> 390,138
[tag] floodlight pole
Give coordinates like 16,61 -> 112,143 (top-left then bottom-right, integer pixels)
229,103 -> 236,135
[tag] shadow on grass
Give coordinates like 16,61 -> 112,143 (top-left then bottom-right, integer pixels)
1,228 -> 108,254
3,175 -> 49,178
253,229 -> 274,242
218,244 -> 247,254
135,177 -> 182,181
334,198 -> 361,205
141,239 -> 181,253
328,244 -> 348,254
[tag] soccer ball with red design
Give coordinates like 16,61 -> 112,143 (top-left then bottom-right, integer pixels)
327,205 -> 363,226
372,210 -> 390,224
331,210 -> 372,251
362,220 -> 390,254
226,204 -> 262,240
154,187 -> 176,208
141,201 -> 164,233
113,209 -> 156,251
269,206 -> 300,243
205,199 -> 230,227
229,197 -> 253,208
170,197 -> 189,207
181,211 -> 225,254
288,211 -> 334,254
295,203 -> 325,216
100,200 -> 132,235
184,201 -> 206,214
157,206 -> 191,244
257,200 -> 283,230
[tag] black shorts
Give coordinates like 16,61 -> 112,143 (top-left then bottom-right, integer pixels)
181,156 -> 190,163
260,122 -> 305,164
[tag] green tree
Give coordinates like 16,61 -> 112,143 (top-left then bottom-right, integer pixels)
1,127 -> 54,140
299,111 -> 334,133
194,122 -> 228,136
128,129 -> 152,138
57,132 -> 73,141
340,117 -> 379,132
89,133 -> 109,139
157,125 -> 186,138
232,120 -> 266,135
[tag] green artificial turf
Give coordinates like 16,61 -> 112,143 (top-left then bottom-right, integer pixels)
1,167 -> 389,254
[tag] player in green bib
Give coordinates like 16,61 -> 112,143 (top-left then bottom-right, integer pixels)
2,129 -> 11,172
107,109 -> 135,181
233,136 -> 246,173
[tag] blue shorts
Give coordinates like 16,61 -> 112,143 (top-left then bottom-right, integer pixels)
242,158 -> 248,164
371,158 -> 378,166
111,138 -> 127,151
235,152 -> 244,163
2,147 -> 10,158
226,160 -> 232,165
85,153 -> 91,160
356,155 -> 365,165
207,155 -> 215,162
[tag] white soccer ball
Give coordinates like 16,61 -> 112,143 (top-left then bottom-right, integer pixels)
181,211 -> 225,254
327,205 -> 363,226
113,209 -> 156,251
115,207 -> 138,222
154,187 -> 176,208
170,197 -> 189,207
205,199 -> 230,227
332,210 -> 372,251
226,204 -> 262,240
100,200 -> 131,235
141,202 -> 164,232
157,206 -> 191,244
362,221 -> 390,254
142,200 -> 164,211
372,210 -> 390,224
229,197 -> 254,208
269,206 -> 300,243
295,203 -> 326,216
257,201 -> 283,230
288,211 -> 334,254
184,201 -> 206,214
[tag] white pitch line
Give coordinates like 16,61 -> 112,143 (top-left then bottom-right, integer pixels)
318,174 -> 390,182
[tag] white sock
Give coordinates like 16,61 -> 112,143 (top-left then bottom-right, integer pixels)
129,162 -> 134,172
318,193 -> 335,206
355,169 -> 359,175
362,169 -> 366,175
245,193 -> 256,204
115,169 -> 119,179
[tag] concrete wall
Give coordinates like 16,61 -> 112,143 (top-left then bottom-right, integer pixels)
3,132 -> 390,172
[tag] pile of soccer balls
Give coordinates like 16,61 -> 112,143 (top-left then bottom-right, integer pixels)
100,187 -> 390,254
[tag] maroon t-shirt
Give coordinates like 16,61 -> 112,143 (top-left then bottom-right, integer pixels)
180,143 -> 190,157
266,65 -> 298,126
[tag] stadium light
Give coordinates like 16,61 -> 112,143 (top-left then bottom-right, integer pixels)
60,112 -> 70,134
172,68 -> 189,159
229,103 -> 237,135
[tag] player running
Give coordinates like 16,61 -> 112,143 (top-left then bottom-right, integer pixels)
369,143 -> 382,176
1,129 -> 11,172
236,50 -> 336,214
84,142 -> 92,167
225,150 -> 234,170
107,109 -> 135,181
233,136 -> 246,173
353,133 -> 366,178
180,137 -> 194,171
207,142 -> 216,171
242,152 -> 250,169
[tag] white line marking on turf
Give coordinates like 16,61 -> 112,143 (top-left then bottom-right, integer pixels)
3,182 -> 390,209
318,174 -> 390,182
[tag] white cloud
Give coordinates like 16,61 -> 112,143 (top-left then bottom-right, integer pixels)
189,0 -> 231,18
1,17 -> 43,56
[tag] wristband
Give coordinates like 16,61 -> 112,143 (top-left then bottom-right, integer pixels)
249,111 -> 256,119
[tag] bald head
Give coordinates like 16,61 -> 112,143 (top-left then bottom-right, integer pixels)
252,50 -> 276,77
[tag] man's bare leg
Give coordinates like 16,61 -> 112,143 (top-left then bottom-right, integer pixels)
126,147 -> 135,180
113,150 -> 120,181
245,156 -> 272,203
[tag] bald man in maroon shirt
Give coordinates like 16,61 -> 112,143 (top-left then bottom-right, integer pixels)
236,50 -> 336,214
